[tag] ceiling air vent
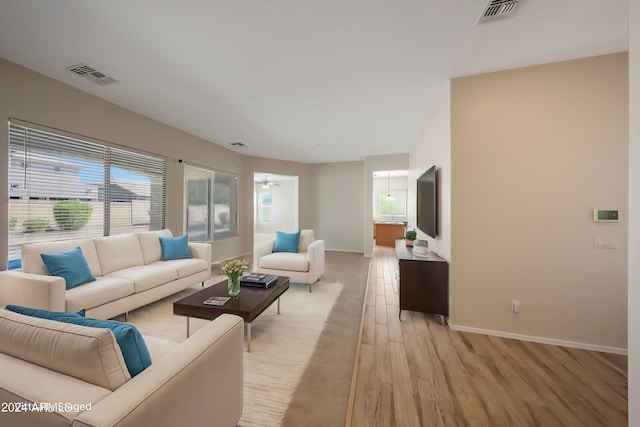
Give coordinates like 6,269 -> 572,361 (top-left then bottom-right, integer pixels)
477,0 -> 522,25
66,63 -> 117,85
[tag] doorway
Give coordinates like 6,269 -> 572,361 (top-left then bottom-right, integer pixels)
253,172 -> 299,246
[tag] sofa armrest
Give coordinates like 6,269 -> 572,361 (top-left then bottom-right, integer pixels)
253,238 -> 276,268
0,270 -> 66,311
189,242 -> 211,280
74,314 -> 244,427
307,239 -> 326,282
188,242 -> 211,265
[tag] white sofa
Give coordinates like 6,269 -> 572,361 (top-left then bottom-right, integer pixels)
253,229 -> 325,292
0,308 -> 243,427
0,230 -> 210,319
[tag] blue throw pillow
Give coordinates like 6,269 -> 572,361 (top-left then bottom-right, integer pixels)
52,316 -> 152,377
40,246 -> 96,290
159,235 -> 192,261
273,230 -> 301,253
5,305 -> 85,319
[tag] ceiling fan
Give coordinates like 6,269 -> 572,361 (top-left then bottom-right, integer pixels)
260,175 -> 280,189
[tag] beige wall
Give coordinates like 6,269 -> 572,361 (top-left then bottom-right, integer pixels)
450,53 -> 629,350
310,161 -> 365,252
628,0 -> 639,421
0,57 -> 254,266
409,83 -> 452,261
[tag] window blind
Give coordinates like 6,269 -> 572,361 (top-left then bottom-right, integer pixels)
8,123 -> 166,265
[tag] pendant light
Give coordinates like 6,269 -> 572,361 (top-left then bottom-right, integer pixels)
385,171 -> 394,200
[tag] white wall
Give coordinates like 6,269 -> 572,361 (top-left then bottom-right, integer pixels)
450,53 -> 628,351
309,161 -> 365,252
408,83 -> 452,262
628,0 -> 639,422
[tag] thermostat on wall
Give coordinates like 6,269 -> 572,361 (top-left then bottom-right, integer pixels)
593,209 -> 619,222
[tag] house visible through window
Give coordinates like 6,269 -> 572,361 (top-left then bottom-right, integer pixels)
7,122 -> 166,266
185,165 -> 238,240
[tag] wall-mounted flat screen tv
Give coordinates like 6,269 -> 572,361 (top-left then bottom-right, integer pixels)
417,165 -> 438,238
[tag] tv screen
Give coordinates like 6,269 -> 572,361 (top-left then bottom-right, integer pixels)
417,165 -> 438,238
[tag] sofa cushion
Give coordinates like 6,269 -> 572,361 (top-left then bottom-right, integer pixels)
138,229 -> 173,264
5,304 -> 85,319
40,246 -> 97,289
160,235 -> 192,261
151,258 -> 208,279
52,315 -> 152,377
273,230 -> 301,253
21,238 -> 102,277
94,233 -> 145,275
106,265 -> 177,293
65,276 -> 135,312
0,309 -> 130,391
298,229 -> 315,252
259,252 -> 310,273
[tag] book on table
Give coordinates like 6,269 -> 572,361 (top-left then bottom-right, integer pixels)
240,273 -> 278,288
203,296 -> 231,306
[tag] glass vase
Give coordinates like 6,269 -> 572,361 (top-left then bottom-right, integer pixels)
228,277 -> 240,297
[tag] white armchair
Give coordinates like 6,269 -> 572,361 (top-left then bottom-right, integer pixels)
253,230 -> 325,292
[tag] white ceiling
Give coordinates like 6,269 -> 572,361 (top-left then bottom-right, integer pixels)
0,1 -> 628,164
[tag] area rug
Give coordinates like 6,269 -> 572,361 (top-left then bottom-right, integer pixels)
119,251 -> 370,427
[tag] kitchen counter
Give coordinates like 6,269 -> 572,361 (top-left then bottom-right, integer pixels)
374,221 -> 406,247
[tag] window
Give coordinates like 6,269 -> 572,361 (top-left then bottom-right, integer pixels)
380,190 -> 407,216
258,192 -> 272,222
185,165 -> 238,241
8,122 -> 166,264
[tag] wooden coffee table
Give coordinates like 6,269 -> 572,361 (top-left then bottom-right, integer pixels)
173,276 -> 290,352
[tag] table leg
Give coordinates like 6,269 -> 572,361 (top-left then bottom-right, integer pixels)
277,297 -> 281,314
186,317 -> 190,338
247,322 -> 251,353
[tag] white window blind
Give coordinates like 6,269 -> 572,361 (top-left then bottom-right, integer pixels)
185,165 -> 238,241
8,123 -> 166,265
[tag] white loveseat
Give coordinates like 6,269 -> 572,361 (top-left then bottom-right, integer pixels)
253,229 -> 325,292
0,230 -> 210,319
0,308 -> 243,427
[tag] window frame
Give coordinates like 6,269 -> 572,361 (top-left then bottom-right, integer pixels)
379,189 -> 408,216
184,164 -> 239,241
7,120 -> 167,266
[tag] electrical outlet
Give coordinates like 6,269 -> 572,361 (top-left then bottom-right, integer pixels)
512,300 -> 520,313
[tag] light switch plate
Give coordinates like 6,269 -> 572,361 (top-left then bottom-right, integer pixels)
594,236 -> 616,249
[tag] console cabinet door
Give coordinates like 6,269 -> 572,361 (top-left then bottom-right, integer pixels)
398,259 -> 448,317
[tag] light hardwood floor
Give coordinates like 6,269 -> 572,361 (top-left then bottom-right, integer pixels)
349,246 -> 628,427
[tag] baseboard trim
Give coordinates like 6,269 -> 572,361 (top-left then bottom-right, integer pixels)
326,248 -> 365,254
447,322 -> 628,355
